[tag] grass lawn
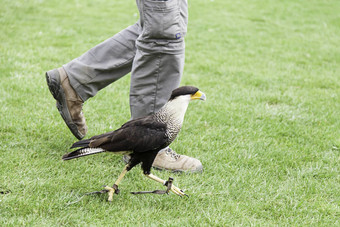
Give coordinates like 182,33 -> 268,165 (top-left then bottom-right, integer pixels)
1,0 -> 339,225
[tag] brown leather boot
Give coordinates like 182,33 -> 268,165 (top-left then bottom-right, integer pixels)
152,147 -> 203,173
46,67 -> 87,139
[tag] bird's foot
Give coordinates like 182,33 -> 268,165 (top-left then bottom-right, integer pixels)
165,178 -> 188,197
103,184 -> 120,202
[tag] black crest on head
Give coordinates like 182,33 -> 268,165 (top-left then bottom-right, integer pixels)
169,86 -> 199,100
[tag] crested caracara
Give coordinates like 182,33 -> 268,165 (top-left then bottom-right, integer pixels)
62,86 -> 206,201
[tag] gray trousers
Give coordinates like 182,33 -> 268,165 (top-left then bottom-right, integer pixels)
64,0 -> 188,119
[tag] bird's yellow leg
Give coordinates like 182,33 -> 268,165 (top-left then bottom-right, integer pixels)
145,173 -> 188,197
105,165 -> 129,202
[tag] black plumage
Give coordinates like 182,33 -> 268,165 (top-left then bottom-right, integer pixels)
62,86 -> 206,200
63,115 -> 168,174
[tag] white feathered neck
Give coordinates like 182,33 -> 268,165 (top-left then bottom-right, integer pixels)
160,94 -> 191,125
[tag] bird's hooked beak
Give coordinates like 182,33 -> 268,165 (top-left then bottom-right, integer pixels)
191,90 -> 206,101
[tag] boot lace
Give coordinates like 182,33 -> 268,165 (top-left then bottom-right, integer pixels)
165,148 -> 181,160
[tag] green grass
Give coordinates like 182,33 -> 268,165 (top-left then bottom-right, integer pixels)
1,0 -> 339,225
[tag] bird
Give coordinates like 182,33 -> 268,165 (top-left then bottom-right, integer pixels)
62,86 -> 206,201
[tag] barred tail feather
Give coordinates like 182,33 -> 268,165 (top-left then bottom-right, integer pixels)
62,147 -> 105,160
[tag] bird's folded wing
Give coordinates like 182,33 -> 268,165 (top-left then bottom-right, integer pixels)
89,119 -> 168,153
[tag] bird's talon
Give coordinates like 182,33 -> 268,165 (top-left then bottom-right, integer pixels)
103,185 -> 118,202
170,185 -> 188,197
112,184 -> 120,194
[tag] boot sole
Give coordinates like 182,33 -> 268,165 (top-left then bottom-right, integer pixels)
46,70 -> 84,140
152,165 -> 203,173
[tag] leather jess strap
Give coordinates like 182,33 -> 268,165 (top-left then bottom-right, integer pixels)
131,177 -> 173,195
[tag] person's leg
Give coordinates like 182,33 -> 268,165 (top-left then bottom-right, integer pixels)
46,23 -> 140,139
129,49 -> 202,172
128,0 -> 202,172
131,0 -> 187,117
129,49 -> 183,119
65,23 -> 141,102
